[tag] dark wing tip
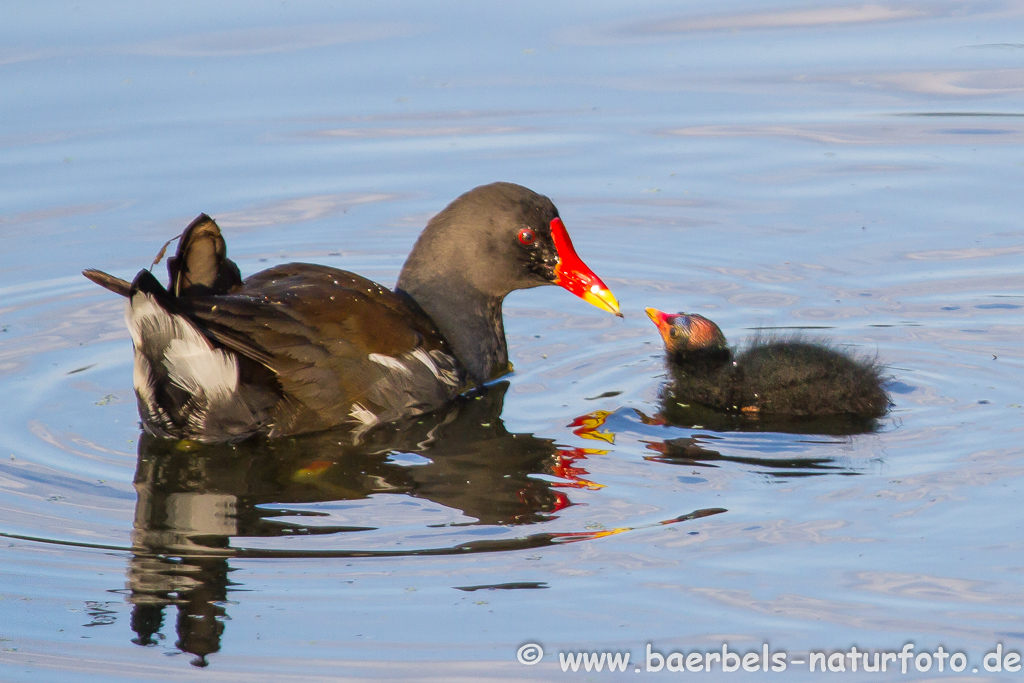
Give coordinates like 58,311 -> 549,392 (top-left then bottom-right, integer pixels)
82,268 -> 132,298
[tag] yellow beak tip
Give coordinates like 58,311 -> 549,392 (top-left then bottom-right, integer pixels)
583,289 -> 623,317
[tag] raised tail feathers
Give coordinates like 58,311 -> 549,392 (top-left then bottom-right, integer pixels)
167,214 -> 242,297
83,213 -> 242,300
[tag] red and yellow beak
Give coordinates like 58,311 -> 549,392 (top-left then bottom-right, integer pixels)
550,217 -> 622,317
645,307 -> 676,347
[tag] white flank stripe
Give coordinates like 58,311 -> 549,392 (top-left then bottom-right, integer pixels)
429,350 -> 460,386
368,353 -> 412,375
349,402 -> 378,427
410,348 -> 441,380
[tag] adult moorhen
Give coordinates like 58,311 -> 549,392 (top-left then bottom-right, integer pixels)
83,183 -> 621,442
645,308 -> 890,419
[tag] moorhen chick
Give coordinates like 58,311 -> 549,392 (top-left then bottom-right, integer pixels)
645,308 -> 890,419
83,183 -> 621,442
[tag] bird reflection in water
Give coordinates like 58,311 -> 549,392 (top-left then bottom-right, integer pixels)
124,382 -> 556,665
639,405 -> 869,476
652,400 -> 885,437
571,404 -> 864,482
123,382 -> 722,666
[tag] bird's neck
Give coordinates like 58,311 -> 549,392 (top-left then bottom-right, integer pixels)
669,346 -> 732,374
396,273 -> 510,386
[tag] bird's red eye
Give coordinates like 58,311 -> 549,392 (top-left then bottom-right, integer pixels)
518,227 -> 536,246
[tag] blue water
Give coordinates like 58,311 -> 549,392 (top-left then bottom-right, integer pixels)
3,1 -> 1024,680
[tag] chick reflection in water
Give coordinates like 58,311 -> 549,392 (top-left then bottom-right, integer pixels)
571,410 -> 853,478
125,383 -> 619,666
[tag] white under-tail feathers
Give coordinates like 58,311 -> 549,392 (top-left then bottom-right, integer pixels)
126,291 -> 246,434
